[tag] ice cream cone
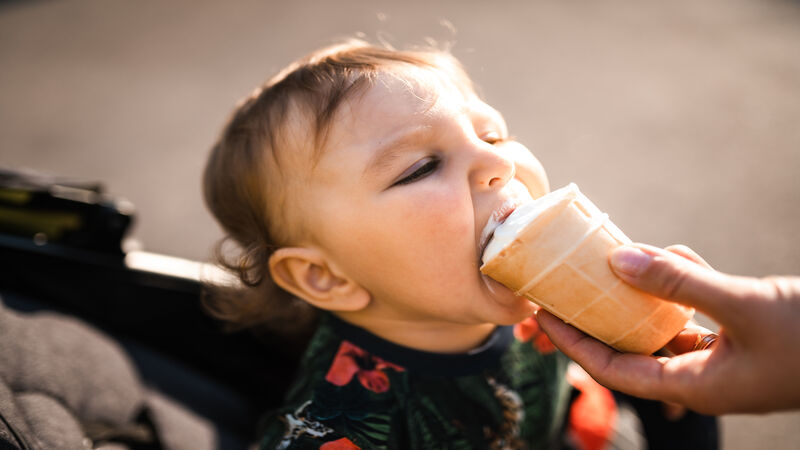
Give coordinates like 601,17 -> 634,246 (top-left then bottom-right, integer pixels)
480,184 -> 693,354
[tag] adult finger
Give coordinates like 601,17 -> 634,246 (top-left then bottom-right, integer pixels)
536,309 -> 698,403
663,322 -> 716,355
609,244 -> 751,331
664,244 -> 713,269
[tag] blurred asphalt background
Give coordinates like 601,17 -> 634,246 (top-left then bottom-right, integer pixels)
1,0 -> 799,448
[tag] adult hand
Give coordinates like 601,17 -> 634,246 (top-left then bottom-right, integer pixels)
536,243 -> 800,415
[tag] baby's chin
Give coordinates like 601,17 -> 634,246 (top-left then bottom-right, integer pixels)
480,273 -> 538,324
495,300 -> 539,326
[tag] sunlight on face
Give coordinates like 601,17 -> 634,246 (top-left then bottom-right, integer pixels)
298,66 -> 549,327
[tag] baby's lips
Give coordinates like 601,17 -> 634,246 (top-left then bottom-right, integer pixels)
479,196 -> 528,261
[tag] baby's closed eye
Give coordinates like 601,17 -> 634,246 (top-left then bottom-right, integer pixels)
392,157 -> 441,186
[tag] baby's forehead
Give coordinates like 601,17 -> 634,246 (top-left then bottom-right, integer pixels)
280,68 -> 448,158
266,63 -> 491,241
344,73 -> 443,124
327,68 -> 482,145
277,64 -> 491,186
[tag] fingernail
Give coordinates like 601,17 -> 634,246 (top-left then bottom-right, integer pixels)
610,246 -> 652,277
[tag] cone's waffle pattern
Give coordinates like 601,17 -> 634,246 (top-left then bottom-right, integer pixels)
481,185 -> 693,354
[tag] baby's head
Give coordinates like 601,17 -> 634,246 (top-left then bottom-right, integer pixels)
204,40 -> 549,347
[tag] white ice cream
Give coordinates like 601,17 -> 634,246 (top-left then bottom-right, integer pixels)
481,183 -> 581,264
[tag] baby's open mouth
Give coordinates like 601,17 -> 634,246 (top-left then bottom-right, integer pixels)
478,179 -> 537,264
479,200 -> 519,262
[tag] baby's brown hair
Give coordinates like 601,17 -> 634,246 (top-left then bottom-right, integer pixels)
202,39 -> 474,332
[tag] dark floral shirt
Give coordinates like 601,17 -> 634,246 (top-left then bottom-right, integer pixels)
258,314 -> 573,450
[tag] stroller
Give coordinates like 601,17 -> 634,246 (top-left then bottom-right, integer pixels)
0,168 -> 300,449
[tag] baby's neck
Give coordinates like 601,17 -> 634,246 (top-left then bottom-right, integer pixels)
333,312 -> 498,354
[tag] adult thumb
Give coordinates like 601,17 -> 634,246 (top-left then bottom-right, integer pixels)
609,244 -> 748,329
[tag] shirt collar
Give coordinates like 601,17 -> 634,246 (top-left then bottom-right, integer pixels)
325,313 -> 513,377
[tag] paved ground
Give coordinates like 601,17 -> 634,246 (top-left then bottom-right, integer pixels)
2,0 -> 799,448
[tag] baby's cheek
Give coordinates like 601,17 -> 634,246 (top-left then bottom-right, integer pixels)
406,192 -> 474,279
411,188 -> 470,234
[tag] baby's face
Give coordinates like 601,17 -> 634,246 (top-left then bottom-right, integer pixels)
299,67 -> 548,327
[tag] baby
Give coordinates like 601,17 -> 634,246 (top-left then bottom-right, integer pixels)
202,40 -> 713,449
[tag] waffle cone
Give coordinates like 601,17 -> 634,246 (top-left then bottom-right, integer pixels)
481,184 -> 693,354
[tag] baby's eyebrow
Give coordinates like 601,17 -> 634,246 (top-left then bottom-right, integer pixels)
362,126 -> 435,178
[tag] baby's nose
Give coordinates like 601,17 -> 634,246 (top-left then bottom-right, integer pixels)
470,146 -> 515,190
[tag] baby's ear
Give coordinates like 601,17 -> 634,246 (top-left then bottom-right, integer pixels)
268,247 -> 371,312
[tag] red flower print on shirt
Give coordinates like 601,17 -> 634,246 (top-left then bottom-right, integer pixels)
566,363 -> 617,450
325,341 -> 405,393
514,314 -> 556,354
320,437 -> 361,450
